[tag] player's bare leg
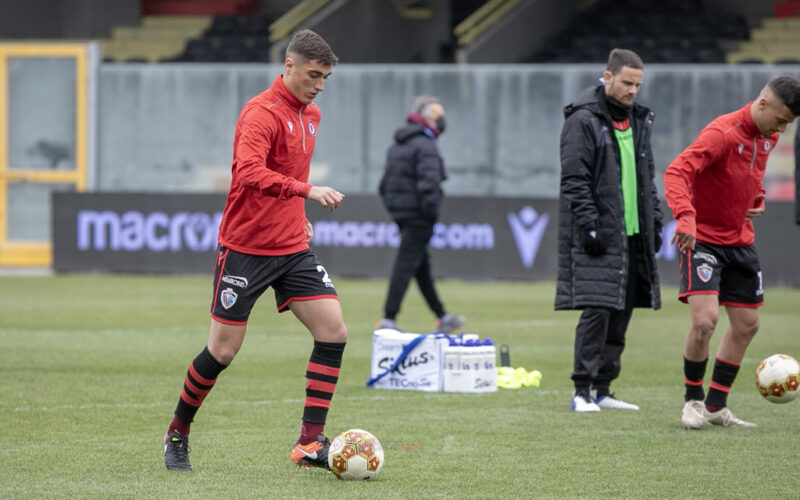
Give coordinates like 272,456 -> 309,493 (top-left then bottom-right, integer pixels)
683,294 -> 719,362
704,304 -> 759,428
290,298 -> 348,343
681,294 -> 718,428
289,298 -> 347,468
715,305 -> 760,364
207,319 -> 247,364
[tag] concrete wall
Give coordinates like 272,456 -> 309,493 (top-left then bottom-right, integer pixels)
93,63 -> 800,201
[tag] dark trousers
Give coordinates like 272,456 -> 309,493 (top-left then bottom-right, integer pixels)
383,219 -> 445,320
571,236 -> 642,395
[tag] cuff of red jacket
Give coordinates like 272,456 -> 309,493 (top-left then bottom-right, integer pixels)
675,216 -> 696,239
285,180 -> 312,199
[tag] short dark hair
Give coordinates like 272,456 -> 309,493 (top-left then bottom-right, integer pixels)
767,75 -> 800,116
606,48 -> 643,74
286,29 -> 338,66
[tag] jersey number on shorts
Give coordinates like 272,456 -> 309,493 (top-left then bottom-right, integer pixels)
317,265 -> 333,286
756,271 -> 764,297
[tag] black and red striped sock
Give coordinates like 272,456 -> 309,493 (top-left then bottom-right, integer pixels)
706,356 -> 740,411
683,356 -> 708,401
169,346 -> 227,436
299,340 -> 346,445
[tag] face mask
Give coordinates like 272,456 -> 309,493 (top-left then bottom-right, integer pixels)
435,116 -> 446,134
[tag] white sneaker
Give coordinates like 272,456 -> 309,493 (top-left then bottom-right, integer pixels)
681,400 -> 705,429
703,407 -> 757,428
436,313 -> 466,334
375,318 -> 405,332
595,394 -> 639,410
570,394 -> 600,413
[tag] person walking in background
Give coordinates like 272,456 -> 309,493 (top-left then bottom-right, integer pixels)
666,75 -> 800,429
163,30 -> 347,472
377,96 -> 465,334
556,49 -> 663,413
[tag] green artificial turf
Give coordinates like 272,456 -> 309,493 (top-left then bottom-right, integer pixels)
2,274 -> 799,498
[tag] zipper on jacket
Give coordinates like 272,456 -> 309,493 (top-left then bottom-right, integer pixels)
750,136 -> 757,169
298,106 -> 306,151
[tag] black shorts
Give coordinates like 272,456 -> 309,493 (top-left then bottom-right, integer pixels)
210,246 -> 338,325
678,242 -> 763,307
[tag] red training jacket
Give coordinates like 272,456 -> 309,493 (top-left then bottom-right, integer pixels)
664,103 -> 776,247
218,75 -> 317,255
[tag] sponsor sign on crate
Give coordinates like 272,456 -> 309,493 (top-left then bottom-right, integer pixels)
368,329 -> 449,392
367,329 -> 496,393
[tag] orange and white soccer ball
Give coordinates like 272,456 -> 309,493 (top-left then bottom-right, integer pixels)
755,354 -> 800,403
328,429 -> 384,480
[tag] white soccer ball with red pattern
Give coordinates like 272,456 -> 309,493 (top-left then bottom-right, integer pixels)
755,354 -> 800,403
328,429 -> 384,480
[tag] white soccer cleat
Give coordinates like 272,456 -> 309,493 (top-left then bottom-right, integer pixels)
595,394 -> 639,410
703,407 -> 757,428
570,394 -> 600,413
681,400 -> 705,429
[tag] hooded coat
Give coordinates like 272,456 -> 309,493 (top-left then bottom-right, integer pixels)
555,84 -> 662,311
379,120 -> 447,223
795,126 -> 800,225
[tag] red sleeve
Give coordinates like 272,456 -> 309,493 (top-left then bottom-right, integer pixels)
663,127 -> 726,238
234,108 -> 312,199
754,183 -> 766,209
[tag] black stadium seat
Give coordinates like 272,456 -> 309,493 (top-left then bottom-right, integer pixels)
526,0 -> 746,63
170,13 -> 272,63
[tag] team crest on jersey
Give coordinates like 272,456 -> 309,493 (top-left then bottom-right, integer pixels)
308,121 -> 316,135
287,121 -> 294,133
737,144 -> 744,154
220,288 -> 238,309
764,140 -> 770,152
696,264 -> 713,283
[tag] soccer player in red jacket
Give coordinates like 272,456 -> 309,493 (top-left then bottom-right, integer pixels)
665,75 -> 800,429
163,30 -> 347,471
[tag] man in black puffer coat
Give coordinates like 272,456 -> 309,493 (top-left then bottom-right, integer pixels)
377,96 -> 465,334
556,49 -> 663,413
795,125 -> 799,225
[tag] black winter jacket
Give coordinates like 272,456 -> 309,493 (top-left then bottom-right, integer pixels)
379,121 -> 447,223
795,126 -> 799,225
555,84 -> 662,311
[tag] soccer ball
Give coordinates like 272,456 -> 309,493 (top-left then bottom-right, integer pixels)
327,429 -> 384,480
755,354 -> 800,403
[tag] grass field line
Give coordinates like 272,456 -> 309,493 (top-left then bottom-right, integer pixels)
6,385 -> 682,414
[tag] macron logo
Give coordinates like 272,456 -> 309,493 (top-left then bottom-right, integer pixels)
507,206 -> 549,268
